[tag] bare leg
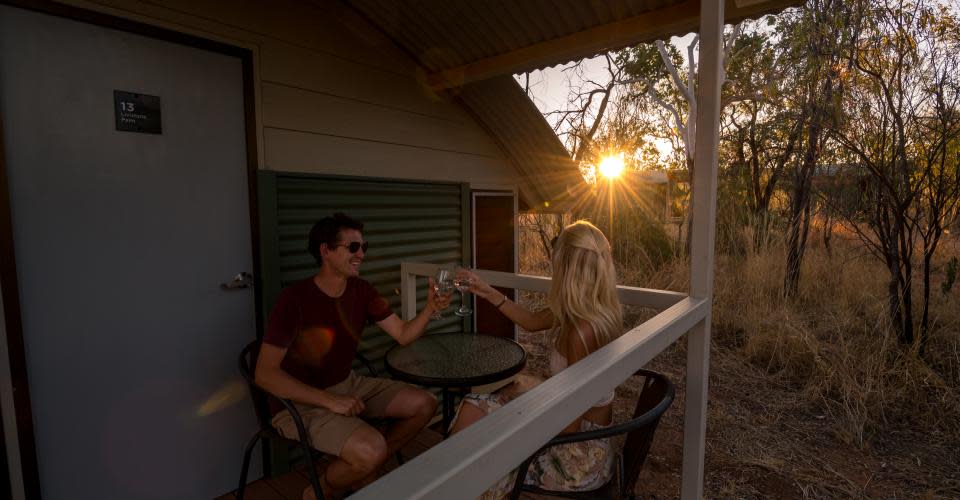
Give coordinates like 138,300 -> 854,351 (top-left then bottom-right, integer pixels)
303,388 -> 436,498
449,375 -> 542,434
382,388 -> 438,455
321,424 -> 389,496
448,400 -> 487,434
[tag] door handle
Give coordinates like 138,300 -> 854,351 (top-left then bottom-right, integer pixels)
221,272 -> 254,290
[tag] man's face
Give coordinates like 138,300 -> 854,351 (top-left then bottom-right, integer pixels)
322,228 -> 365,277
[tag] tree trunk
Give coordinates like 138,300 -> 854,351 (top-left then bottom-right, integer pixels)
822,210 -> 833,256
752,209 -> 770,254
885,213 -> 908,344
901,269 -> 914,345
785,117 -> 822,295
785,61 -> 834,297
919,250 -> 933,356
784,179 -> 812,296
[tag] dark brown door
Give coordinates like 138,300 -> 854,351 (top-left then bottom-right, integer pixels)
473,193 -> 516,338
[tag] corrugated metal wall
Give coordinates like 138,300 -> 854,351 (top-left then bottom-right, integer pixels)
257,171 -> 471,373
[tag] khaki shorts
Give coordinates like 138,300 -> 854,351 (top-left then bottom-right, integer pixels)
271,371 -> 410,456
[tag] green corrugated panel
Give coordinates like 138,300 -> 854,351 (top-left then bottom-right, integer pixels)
261,172 -> 469,374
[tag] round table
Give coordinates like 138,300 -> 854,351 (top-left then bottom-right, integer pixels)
384,332 -> 527,436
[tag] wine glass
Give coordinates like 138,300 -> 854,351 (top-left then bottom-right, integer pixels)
453,265 -> 474,317
431,265 -> 454,320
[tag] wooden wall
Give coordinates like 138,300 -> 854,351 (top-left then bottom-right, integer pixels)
58,0 -> 520,189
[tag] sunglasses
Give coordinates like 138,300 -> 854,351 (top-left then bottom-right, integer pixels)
333,241 -> 369,254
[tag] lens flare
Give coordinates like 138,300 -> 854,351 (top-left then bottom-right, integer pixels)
598,154 -> 625,179
196,380 -> 247,417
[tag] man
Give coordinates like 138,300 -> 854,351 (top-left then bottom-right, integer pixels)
256,213 -> 448,499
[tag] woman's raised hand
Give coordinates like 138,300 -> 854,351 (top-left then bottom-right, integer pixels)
454,268 -> 498,302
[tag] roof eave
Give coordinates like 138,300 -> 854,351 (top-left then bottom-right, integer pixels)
427,0 -> 803,90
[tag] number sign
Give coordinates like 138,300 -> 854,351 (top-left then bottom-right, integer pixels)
114,90 -> 161,134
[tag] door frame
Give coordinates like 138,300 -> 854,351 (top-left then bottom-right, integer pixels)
0,2 -> 261,498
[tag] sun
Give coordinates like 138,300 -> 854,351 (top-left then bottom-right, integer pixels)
598,154 -> 625,179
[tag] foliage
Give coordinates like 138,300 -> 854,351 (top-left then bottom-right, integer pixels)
608,209 -> 674,271
944,256 -> 959,295
825,0 -> 960,349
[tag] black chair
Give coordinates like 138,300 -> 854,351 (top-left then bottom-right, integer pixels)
509,369 -> 675,500
236,340 -> 404,500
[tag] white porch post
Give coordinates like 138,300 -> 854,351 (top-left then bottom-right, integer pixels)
682,0 -> 723,499
400,262 -> 420,320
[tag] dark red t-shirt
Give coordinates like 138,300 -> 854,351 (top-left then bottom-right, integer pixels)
263,277 -> 393,414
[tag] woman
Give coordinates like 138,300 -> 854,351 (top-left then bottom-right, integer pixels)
451,220 -> 624,498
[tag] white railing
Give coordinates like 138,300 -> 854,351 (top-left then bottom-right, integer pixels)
350,262 -> 708,500
399,263 -> 688,318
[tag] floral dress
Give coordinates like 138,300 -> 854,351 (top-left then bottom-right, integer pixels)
453,379 -> 615,499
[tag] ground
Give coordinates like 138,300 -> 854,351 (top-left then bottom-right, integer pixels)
515,301 -> 960,499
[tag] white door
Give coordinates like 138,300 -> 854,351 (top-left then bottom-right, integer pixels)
0,6 -> 257,499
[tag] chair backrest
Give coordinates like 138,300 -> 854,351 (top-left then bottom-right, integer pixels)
620,369 -> 676,496
239,340 -> 274,430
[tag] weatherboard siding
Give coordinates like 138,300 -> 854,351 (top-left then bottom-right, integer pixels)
55,0 -> 519,188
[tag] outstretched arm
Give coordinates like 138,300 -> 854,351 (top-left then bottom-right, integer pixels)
456,269 -> 553,332
377,277 -> 452,346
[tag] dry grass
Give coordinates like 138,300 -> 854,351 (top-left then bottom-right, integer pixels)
711,231 -> 960,449
516,217 -> 960,498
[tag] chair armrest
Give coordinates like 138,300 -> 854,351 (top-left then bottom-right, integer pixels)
275,397 -> 316,450
543,374 -> 675,447
539,411 -> 664,447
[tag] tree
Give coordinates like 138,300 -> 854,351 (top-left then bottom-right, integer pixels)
618,25 -> 744,252
720,24 -> 805,250
830,0 -> 960,348
778,0 -> 858,296
520,55 -> 626,258
539,53 -> 628,167
901,0 -> 960,353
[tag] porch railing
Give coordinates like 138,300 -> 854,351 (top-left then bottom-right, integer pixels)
350,262 -> 708,500
354,0 -> 724,495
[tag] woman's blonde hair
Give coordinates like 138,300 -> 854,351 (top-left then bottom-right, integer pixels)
548,220 -> 623,352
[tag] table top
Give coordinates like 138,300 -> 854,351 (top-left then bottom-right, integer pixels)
384,332 -> 527,387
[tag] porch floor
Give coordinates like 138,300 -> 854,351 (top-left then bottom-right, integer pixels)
215,427 -> 553,499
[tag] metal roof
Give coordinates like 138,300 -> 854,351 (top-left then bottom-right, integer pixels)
456,75 -> 582,210
345,0 -> 803,210
347,0 -> 680,74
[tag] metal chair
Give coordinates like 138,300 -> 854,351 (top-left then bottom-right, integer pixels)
509,369 -> 675,500
236,340 -> 404,500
